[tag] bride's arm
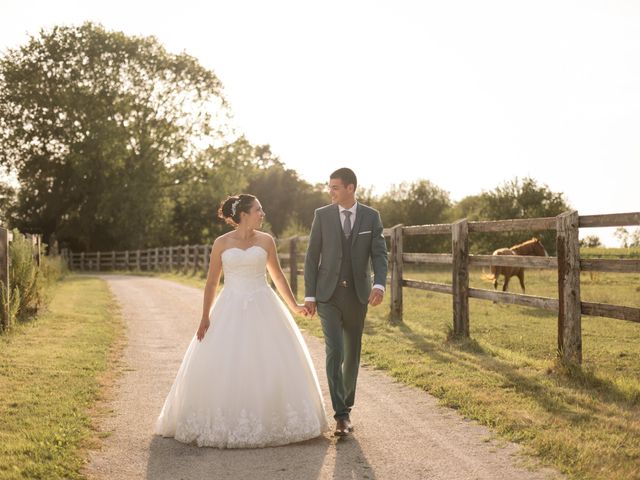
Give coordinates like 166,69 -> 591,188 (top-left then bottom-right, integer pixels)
197,240 -> 224,340
265,236 -> 307,315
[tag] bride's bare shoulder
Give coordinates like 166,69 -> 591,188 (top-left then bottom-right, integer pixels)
212,233 -> 233,249
255,231 -> 276,250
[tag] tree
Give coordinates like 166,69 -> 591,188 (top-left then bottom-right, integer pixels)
614,227 -> 640,248
246,148 -> 327,237
0,23 -> 231,251
374,180 -> 452,252
450,194 -> 485,221
168,137 -> 255,245
0,178 -> 16,225
614,227 -> 629,248
457,177 -> 570,254
480,177 -> 567,219
579,235 -> 602,248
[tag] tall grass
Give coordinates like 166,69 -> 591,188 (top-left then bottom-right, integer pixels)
0,231 -> 68,332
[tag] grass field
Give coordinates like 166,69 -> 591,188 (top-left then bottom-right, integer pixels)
150,248 -> 640,480
581,246 -> 640,259
0,276 -> 123,480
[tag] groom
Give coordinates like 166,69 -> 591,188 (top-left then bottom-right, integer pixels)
304,167 -> 388,436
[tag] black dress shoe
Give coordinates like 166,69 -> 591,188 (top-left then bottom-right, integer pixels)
344,417 -> 354,432
334,418 -> 350,436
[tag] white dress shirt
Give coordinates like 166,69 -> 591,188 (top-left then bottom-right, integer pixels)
339,202 -> 358,234
305,201 -> 385,302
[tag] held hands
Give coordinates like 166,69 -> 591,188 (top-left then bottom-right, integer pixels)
292,303 -> 313,317
196,317 -> 210,341
291,303 -> 309,317
368,287 -> 384,307
304,300 -> 317,318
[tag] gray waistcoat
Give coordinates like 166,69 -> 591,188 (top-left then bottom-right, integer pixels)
338,232 -> 354,288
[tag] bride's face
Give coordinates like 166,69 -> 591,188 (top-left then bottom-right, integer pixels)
241,200 -> 265,228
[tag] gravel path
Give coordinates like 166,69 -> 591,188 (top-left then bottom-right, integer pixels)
84,275 -> 562,480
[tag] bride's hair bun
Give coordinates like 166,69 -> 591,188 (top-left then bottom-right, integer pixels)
218,194 -> 257,226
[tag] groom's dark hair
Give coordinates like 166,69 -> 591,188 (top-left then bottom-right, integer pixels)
330,168 -> 357,189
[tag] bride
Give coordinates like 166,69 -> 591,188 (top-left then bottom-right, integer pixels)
155,194 -> 328,448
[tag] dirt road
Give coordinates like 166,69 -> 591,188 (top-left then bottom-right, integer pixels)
84,275 -> 562,480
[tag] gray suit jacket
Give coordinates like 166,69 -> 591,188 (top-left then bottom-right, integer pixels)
304,203 -> 388,305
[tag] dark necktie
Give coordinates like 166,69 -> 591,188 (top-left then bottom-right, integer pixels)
343,210 -> 352,237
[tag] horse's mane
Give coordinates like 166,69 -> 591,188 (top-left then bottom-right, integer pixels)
510,237 -> 542,255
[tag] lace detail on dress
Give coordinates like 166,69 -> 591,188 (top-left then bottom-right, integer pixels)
174,401 -> 324,448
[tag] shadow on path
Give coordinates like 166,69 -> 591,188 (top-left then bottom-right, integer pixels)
147,434 -> 331,480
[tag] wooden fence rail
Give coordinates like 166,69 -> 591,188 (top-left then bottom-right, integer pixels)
387,210 -> 640,364
67,210 -> 639,363
67,237 -> 311,297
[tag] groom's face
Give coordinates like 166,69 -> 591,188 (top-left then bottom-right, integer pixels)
328,178 -> 355,205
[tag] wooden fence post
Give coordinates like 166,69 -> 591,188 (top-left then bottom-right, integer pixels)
204,245 -> 211,275
452,218 -> 469,337
80,252 -> 85,271
168,246 -> 173,271
556,210 -> 582,363
0,227 -> 10,330
111,251 -> 116,270
155,248 -> 159,271
193,245 -> 200,275
390,224 -> 404,323
183,245 -> 189,273
135,250 -> 141,270
124,250 -> 130,270
202,244 -> 208,275
35,235 -> 41,266
96,251 -> 101,272
289,237 -> 298,297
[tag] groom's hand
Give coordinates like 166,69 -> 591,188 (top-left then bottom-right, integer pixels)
368,288 -> 384,307
304,300 -> 317,317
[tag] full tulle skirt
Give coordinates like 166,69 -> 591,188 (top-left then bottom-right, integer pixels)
155,283 -> 328,448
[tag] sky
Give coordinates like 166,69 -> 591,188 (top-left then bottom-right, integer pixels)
2,0 -> 639,245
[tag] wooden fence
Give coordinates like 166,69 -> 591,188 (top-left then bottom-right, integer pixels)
66,237 -> 308,296
0,226 -> 42,330
387,211 -> 640,364
66,210 -> 639,364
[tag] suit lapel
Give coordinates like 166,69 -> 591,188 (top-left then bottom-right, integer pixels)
331,204 -> 343,255
351,203 -> 364,246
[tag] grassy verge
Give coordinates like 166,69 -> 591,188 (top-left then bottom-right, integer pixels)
0,275 -> 123,480
138,265 -> 640,480
581,246 -> 640,259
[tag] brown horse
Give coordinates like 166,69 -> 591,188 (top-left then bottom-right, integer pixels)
487,237 -> 548,293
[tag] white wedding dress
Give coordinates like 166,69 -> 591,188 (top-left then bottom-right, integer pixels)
155,245 -> 328,448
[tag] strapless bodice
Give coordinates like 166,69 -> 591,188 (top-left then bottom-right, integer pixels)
221,245 -> 269,290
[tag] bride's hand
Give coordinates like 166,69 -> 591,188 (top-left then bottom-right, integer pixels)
292,304 -> 309,317
196,317 -> 210,341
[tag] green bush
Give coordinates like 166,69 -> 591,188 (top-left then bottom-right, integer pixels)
0,282 -> 20,332
40,253 -> 69,286
0,232 -> 68,332
9,230 -> 42,319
